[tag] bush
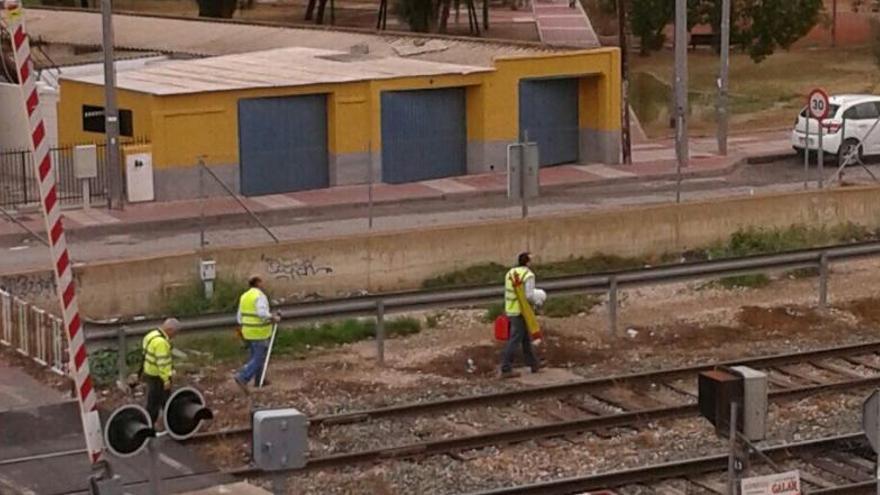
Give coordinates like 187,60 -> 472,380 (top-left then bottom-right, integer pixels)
542,294 -> 601,318
484,303 -> 505,323
161,277 -> 244,318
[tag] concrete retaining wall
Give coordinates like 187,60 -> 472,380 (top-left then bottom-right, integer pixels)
6,186 -> 880,318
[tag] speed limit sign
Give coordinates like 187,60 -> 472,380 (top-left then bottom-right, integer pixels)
808,88 -> 830,120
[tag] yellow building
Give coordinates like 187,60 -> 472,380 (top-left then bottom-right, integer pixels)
58,41 -> 620,201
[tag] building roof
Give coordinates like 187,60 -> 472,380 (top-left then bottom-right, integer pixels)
23,9 -> 577,68
61,46 -> 491,95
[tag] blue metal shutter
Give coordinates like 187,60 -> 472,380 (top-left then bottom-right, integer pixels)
519,78 -> 579,167
238,95 -> 329,196
381,88 -> 467,184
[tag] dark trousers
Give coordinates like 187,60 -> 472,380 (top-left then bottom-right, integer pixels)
501,315 -> 538,372
144,375 -> 169,424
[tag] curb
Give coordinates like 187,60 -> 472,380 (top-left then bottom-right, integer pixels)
0,153 -> 773,244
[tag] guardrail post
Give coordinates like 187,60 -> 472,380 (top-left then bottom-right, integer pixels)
608,277 -> 618,337
376,300 -> 385,366
818,254 -> 829,311
116,326 -> 128,393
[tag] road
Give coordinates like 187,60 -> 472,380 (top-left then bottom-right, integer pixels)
0,156 -> 876,275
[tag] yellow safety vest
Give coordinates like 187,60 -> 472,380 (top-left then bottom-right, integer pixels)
239,288 -> 272,340
504,266 -> 534,316
142,329 -> 172,384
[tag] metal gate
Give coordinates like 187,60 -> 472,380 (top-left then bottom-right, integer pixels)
519,78 -> 580,167
238,94 -> 329,196
380,88 -> 467,184
0,144 -> 110,208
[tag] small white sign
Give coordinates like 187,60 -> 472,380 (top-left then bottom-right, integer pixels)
741,470 -> 801,495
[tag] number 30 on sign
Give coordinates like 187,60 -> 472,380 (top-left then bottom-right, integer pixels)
808,88 -> 830,121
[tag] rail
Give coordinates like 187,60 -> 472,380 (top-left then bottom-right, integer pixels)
85,239 -> 880,346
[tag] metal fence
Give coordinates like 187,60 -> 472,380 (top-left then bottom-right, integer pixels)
0,289 -> 67,375
0,144 -> 110,209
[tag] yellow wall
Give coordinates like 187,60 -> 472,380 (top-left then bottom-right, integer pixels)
58,80 -> 154,145
56,48 -> 621,168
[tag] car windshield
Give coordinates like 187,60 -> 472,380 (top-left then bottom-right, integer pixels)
799,104 -> 841,118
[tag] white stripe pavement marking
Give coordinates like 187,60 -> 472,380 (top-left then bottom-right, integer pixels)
159,452 -> 194,474
251,194 -> 305,209
573,164 -> 636,179
423,178 -> 477,194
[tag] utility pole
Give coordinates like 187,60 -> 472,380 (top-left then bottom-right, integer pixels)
674,0 -> 688,203
716,0 -> 730,155
101,0 -> 124,210
618,0 -> 632,164
831,0 -> 838,48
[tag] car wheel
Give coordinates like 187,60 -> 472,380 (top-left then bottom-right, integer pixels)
838,139 -> 863,167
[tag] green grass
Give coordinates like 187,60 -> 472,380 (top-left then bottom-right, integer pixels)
175,317 -> 422,364
161,277 -> 244,318
707,223 -> 874,288
424,254 -> 649,290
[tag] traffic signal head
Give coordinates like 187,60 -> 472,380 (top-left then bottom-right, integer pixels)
163,387 -> 213,440
104,405 -> 155,458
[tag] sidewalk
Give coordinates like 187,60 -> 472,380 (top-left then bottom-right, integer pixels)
0,131 -> 792,241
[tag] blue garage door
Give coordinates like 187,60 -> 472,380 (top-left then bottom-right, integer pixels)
381,88 -> 467,184
519,78 -> 579,167
238,95 -> 329,196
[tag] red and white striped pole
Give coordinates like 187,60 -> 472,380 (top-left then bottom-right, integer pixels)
2,0 -> 104,464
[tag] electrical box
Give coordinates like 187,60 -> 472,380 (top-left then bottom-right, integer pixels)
730,366 -> 767,442
199,259 -> 216,281
252,408 -> 308,471
73,145 -> 98,179
125,152 -> 155,203
698,369 -> 743,436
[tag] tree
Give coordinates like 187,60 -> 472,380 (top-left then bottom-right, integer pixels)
733,0 -> 823,62
196,0 -> 238,18
629,0 -> 673,55
626,0 -> 823,62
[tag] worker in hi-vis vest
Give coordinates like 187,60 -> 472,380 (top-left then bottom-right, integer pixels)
233,275 -> 280,394
500,252 -> 544,378
142,318 -> 180,424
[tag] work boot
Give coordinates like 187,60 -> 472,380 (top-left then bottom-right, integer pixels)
232,375 -> 250,396
500,370 -> 521,379
531,364 -> 544,373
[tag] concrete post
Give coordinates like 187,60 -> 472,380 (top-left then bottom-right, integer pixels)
608,277 -> 618,337
376,300 -> 385,366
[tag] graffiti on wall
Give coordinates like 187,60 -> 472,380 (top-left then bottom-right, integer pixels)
261,254 -> 334,281
0,271 -> 57,299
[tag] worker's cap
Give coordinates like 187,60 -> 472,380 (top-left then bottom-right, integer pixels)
162,318 -> 181,331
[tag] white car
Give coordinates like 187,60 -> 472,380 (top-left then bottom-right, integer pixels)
791,94 -> 880,165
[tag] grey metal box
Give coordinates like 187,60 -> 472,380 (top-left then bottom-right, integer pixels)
73,145 -> 98,179
730,366 -> 767,442
507,143 -> 539,200
252,408 -> 308,471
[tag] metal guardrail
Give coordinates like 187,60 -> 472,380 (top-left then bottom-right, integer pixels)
6,239 -> 880,382
84,240 -> 880,345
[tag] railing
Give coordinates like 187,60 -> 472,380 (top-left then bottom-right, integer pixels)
0,141 -> 152,209
9,240 -> 880,381
82,240 -> 880,367
0,289 -> 67,375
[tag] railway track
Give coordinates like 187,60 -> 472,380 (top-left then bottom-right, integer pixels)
190,340 -> 880,473
465,433 -> 878,495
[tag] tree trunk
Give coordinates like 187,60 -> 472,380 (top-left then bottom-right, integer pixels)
197,0 -> 238,18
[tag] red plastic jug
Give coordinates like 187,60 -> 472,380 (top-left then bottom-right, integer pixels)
494,315 -> 510,341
